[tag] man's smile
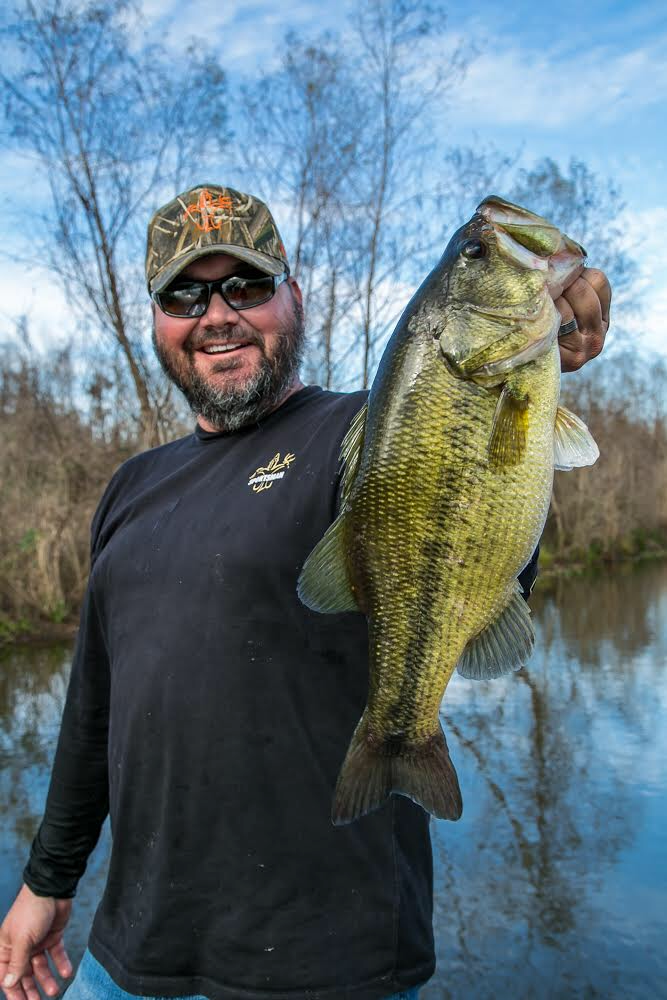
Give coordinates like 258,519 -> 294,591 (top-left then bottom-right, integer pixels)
200,343 -> 253,355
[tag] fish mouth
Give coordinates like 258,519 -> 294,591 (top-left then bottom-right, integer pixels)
478,195 -> 586,295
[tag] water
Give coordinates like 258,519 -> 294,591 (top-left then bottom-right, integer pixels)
1,561 -> 666,998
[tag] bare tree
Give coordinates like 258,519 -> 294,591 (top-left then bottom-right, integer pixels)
240,33 -> 369,388
0,328 -> 136,633
2,0 -> 229,445
240,0 -> 469,389
435,143 -> 520,229
347,0 -> 468,386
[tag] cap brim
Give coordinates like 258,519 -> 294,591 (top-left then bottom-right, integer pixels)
149,245 -> 286,292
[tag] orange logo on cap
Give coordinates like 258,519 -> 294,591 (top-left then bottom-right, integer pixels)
183,190 -> 234,232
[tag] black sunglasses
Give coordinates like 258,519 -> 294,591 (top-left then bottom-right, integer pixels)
152,270 -> 289,318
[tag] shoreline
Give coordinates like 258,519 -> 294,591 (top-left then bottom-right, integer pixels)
3,549 -> 666,649
535,546 -> 667,587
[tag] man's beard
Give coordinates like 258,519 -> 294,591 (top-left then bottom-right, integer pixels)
153,299 -> 305,433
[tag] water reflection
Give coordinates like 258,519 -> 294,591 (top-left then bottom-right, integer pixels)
428,560 -> 667,998
0,645 -> 69,872
1,563 -> 666,998
0,643 -> 110,979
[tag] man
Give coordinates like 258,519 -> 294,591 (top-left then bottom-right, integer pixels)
0,186 -> 610,1000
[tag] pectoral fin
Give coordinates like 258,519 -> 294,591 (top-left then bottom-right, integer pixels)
297,515 -> 360,613
488,382 -> 530,469
457,584 -> 534,680
553,406 -> 599,470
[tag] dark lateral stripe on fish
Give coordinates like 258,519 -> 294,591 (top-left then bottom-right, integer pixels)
380,401 -> 483,732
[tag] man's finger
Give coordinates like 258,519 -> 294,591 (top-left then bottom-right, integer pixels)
47,941 -> 72,981
554,295 -> 575,327
553,293 -> 591,371
30,954 -> 60,997
20,977 -> 40,1000
2,977 -> 28,1000
580,267 -> 612,324
560,275 -> 602,333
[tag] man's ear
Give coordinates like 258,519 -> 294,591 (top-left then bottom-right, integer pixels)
288,277 -> 303,309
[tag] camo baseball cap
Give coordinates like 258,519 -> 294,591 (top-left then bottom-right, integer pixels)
146,185 -> 289,292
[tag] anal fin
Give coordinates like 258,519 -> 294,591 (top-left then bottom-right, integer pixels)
457,584 -> 534,680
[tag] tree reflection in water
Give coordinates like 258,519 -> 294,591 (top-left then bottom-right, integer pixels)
427,560 -> 667,999
1,563 -> 666,997
0,643 -> 110,972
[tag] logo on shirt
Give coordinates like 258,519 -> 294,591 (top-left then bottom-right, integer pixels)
248,452 -> 296,492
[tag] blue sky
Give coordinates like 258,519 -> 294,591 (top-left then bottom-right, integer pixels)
1,0 -> 665,357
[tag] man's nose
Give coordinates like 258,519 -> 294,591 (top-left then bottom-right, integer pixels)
202,290 -> 239,326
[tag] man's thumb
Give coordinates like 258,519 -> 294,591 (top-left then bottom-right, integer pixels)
3,945 -> 30,988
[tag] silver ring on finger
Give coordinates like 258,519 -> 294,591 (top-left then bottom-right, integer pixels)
558,318 -> 578,337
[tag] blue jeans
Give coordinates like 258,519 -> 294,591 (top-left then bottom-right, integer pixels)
65,950 -> 421,999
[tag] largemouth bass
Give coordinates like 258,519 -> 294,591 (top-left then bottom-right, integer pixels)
298,197 -> 599,825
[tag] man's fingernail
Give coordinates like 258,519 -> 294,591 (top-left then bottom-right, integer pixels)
3,972 -> 17,987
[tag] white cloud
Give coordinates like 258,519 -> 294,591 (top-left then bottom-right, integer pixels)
132,0 -> 341,68
618,206 -> 667,354
0,262 -> 72,352
450,34 -> 667,130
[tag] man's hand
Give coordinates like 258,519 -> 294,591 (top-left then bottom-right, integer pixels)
556,267 -> 611,372
0,886 -> 73,1000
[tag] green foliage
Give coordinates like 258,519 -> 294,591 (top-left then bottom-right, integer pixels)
18,529 -> 38,553
48,601 -> 68,625
586,539 -> 605,565
538,545 -> 554,570
0,615 -> 31,644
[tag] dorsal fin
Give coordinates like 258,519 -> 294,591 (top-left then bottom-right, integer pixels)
339,403 -> 367,504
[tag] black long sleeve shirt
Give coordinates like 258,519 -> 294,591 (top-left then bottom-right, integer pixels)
24,386 -> 538,999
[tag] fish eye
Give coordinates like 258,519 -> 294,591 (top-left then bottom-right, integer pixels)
461,239 -> 488,259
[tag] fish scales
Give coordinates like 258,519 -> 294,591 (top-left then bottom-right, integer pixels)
298,196 -> 598,825
347,334 -> 559,742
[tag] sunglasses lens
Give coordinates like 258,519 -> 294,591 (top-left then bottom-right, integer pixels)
223,276 -> 274,310
155,273 -> 285,317
158,283 -> 208,317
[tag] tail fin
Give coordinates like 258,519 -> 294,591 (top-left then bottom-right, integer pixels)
332,713 -> 462,825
